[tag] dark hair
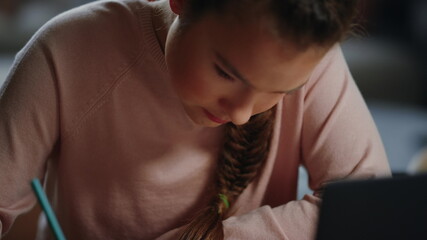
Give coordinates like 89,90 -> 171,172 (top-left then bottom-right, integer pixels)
177,1 -> 359,239
180,0 -> 359,48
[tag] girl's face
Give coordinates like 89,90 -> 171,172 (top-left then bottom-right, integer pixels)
165,12 -> 326,127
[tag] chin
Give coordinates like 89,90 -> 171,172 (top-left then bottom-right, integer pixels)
206,122 -> 224,128
195,119 -> 223,128
193,116 -> 224,127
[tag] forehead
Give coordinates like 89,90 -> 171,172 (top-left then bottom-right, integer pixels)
198,14 -> 325,92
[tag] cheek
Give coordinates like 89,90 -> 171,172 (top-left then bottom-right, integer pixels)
166,52 -> 204,102
170,60 -> 216,105
175,76 -> 207,103
166,33 -> 220,106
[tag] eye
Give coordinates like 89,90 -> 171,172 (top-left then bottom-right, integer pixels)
214,64 -> 234,81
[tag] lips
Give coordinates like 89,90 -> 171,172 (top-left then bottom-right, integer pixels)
203,109 -> 228,124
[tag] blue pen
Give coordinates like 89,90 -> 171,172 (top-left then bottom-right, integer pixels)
31,178 -> 67,240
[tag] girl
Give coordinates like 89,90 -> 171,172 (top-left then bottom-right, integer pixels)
0,0 -> 390,239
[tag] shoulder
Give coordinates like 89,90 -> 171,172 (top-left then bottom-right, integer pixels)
12,1 -> 159,139
277,44 -> 355,138
31,0 -> 151,55
304,44 -> 349,91
41,0 -> 145,34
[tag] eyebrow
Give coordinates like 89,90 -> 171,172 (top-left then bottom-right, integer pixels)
214,51 -> 306,94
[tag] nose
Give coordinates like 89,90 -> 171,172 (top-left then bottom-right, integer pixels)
219,90 -> 256,125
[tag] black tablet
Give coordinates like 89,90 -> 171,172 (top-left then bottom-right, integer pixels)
315,173 -> 427,240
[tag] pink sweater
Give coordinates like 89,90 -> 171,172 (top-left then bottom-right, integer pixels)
0,0 -> 390,239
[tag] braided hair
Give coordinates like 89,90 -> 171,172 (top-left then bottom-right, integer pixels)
179,107 -> 277,240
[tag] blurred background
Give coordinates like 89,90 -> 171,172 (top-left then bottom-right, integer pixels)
1,0 -> 427,239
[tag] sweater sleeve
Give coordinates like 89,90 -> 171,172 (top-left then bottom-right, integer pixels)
0,24 -> 60,237
156,45 -> 391,240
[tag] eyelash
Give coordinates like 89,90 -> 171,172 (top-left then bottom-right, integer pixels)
214,64 -> 234,81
